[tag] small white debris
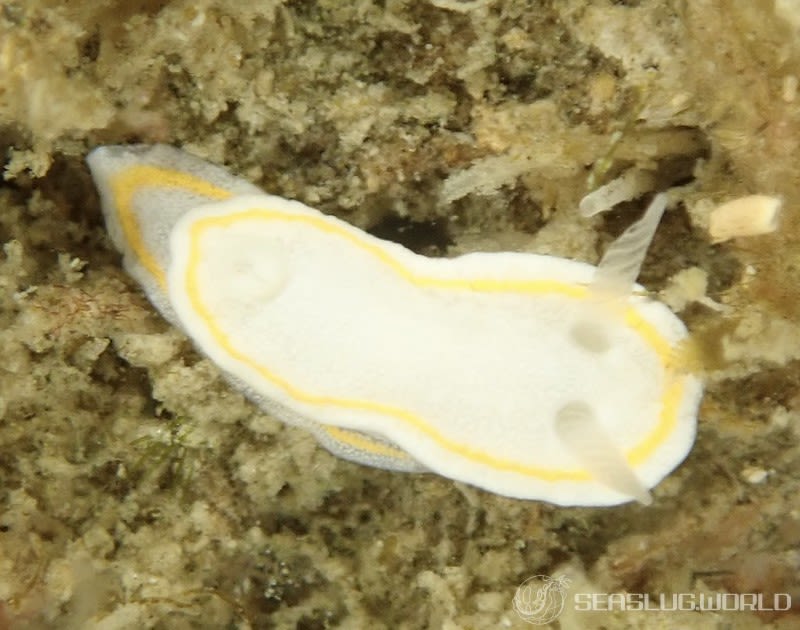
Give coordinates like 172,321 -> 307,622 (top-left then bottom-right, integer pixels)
660,266 -> 727,313
428,0 -> 493,12
440,154 -> 530,203
782,74 -> 798,103
769,406 -> 796,430
13,286 -> 38,301
708,195 -> 782,243
57,253 -> 87,283
741,466 -> 768,485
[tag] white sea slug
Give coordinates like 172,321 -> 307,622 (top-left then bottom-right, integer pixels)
88,144 -> 703,506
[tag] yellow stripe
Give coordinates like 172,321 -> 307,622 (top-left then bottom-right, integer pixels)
109,164 -> 423,462
109,163 -> 689,480
110,164 -> 233,289
322,426 -> 414,461
185,208 -> 688,482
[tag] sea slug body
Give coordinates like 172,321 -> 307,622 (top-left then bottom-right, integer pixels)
88,144 -> 703,506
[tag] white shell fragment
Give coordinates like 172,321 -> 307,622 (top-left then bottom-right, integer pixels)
88,144 -> 703,506
708,194 -> 782,243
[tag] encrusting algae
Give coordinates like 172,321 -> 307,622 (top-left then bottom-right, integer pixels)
1,1 -> 800,627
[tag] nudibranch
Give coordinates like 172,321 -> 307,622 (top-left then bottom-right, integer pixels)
88,144 -> 702,506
